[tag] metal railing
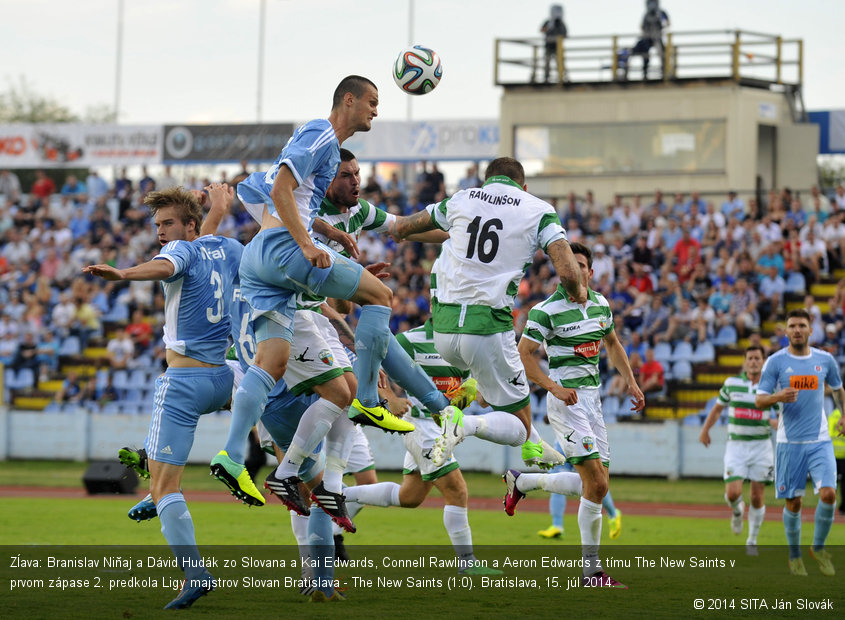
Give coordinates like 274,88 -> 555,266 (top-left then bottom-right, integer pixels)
494,29 -> 803,88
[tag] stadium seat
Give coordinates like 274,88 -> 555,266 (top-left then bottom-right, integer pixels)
43,401 -> 63,413
653,342 -> 673,365
714,325 -> 737,346
670,341 -> 693,362
128,369 -> 148,390
101,402 -> 123,415
602,395 -> 621,417
672,360 -> 693,381
58,336 -> 81,356
691,341 -> 715,363
682,413 -> 701,426
785,271 -> 806,294
14,368 -> 36,389
112,370 -> 130,397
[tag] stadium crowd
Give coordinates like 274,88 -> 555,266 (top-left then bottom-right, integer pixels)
2,164 -> 845,418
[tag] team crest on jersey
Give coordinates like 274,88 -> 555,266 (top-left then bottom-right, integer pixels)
815,365 -> 822,372
582,436 -> 594,452
319,349 -> 334,366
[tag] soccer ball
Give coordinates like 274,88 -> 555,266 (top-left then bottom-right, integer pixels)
393,45 -> 442,95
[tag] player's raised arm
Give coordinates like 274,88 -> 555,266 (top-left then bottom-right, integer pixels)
199,182 -> 234,237
547,239 -> 586,303
517,335 -> 577,405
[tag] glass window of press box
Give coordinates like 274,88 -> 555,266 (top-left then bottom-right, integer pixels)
515,120 -> 727,177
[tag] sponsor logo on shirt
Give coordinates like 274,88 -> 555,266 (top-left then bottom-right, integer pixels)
733,408 -> 764,420
789,375 -> 818,390
574,341 -> 601,358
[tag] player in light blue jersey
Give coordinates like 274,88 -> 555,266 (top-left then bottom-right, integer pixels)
756,308 -> 845,577
84,184 -> 242,610
213,75 -> 417,505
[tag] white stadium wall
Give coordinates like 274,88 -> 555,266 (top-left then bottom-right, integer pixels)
0,408 -> 727,478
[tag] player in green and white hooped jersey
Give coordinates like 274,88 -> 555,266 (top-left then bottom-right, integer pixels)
391,157 -> 587,469
515,242 -> 644,588
343,319 -> 501,575
699,346 -> 778,552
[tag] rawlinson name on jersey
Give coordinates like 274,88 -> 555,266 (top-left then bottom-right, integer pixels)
467,189 -> 521,206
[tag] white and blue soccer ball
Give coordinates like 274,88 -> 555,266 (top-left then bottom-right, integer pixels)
393,45 -> 443,95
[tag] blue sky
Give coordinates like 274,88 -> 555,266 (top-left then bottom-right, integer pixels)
2,0 -> 843,125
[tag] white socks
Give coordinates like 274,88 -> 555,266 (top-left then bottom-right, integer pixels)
516,471 -> 582,496
443,505 -> 476,568
343,481 -> 400,507
278,398 -> 344,478
463,411 -> 528,446
747,505 -> 765,545
579,497 -> 603,576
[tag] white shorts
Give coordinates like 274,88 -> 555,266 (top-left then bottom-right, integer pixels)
285,310 -> 351,395
547,388 -> 609,465
402,416 -> 459,480
433,331 -> 529,411
345,425 -> 375,473
724,439 -> 774,483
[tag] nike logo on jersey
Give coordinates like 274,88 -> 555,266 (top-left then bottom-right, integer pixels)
564,431 -> 576,444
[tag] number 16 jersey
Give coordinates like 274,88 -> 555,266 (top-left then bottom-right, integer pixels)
426,175 -> 566,335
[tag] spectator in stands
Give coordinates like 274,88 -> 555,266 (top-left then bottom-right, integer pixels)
11,331 -> 40,387
673,222 -> 702,284
60,175 -> 87,202
799,228 -> 828,284
107,329 -> 135,370
784,198 -> 806,230
641,294 -> 670,345
88,371 -> 119,406
54,370 -> 84,404
591,243 -> 615,286
757,240 -> 785,280
361,169 -> 384,205
415,161 -> 445,206
821,211 -> 845,270
730,277 -> 759,338
383,171 -> 408,210
639,346 -> 665,398
70,290 -> 101,351
114,167 -> 133,202
769,323 -> 788,352
30,170 -> 56,206
834,184 -> 845,212
686,262 -> 712,304
0,170 -> 22,203
820,323 -> 840,356
85,170 -> 110,202
126,308 -> 153,354
721,190 -> 744,221
0,332 -> 16,365
457,164 -> 482,191
158,165 -> 179,189
139,166 -> 156,194
808,185 -> 832,217
757,266 -> 786,321
804,294 -> 825,346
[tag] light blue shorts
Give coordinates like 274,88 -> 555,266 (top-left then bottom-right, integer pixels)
239,229 -> 364,342
261,392 -> 324,483
145,366 -> 234,466
775,441 -> 837,499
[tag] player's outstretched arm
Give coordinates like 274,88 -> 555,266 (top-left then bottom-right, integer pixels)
517,335 -> 577,405
389,209 -> 437,241
547,239 -> 586,303
83,259 -> 175,282
603,329 -> 645,412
